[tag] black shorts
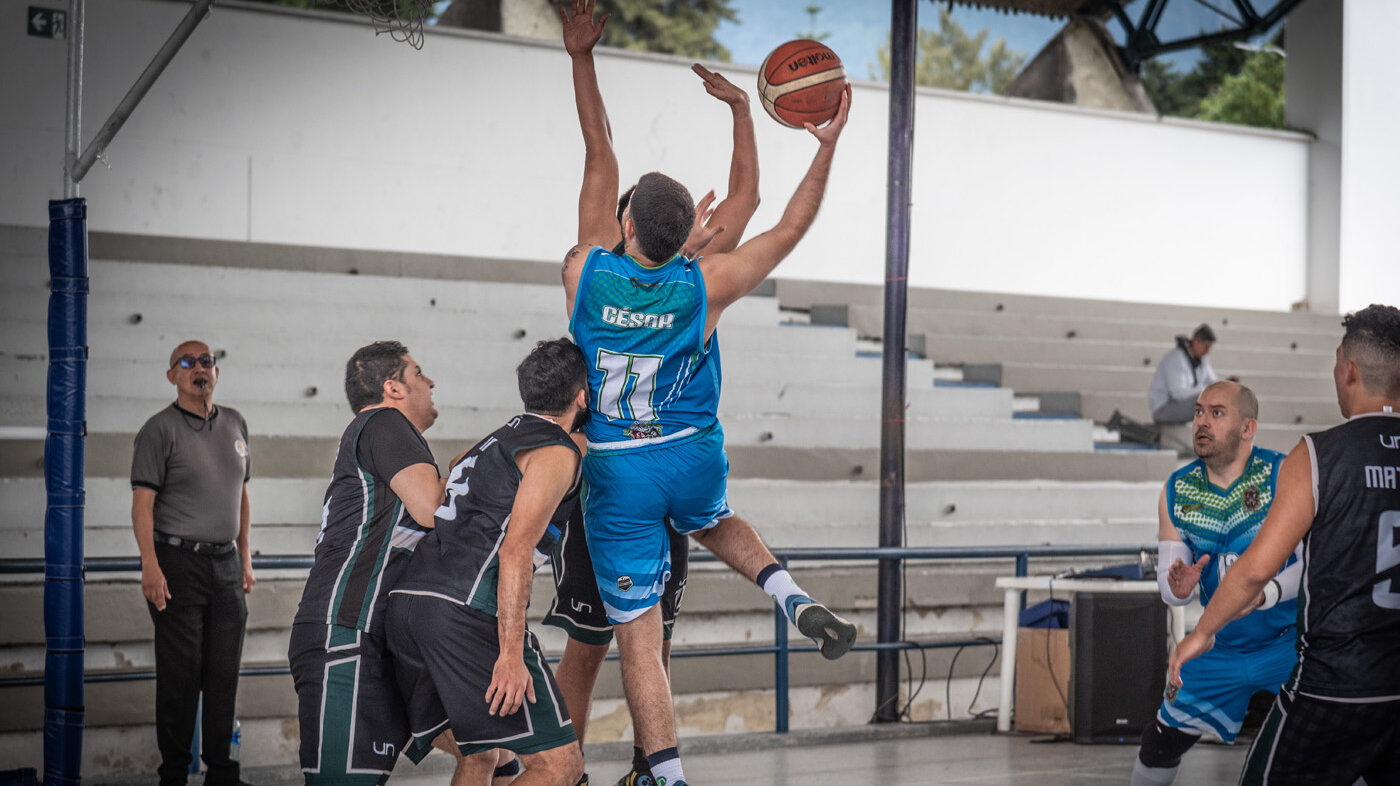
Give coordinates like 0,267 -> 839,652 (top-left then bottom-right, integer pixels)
1240,689 -> 1400,785
385,592 -> 576,758
541,504 -> 688,644
288,622 -> 409,786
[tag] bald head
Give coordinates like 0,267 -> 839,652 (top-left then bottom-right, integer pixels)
1201,380 -> 1258,421
170,340 -> 210,368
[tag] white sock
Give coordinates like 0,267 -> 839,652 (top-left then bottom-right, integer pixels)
1130,758 -> 1178,786
648,756 -> 685,786
758,565 -> 809,621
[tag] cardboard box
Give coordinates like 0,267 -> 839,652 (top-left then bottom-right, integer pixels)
1014,627 -> 1071,734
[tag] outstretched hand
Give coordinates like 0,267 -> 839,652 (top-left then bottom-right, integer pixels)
805,83 -> 852,146
559,0 -> 609,57
1167,554 -> 1210,600
681,190 -> 724,258
1167,629 -> 1215,693
692,64 -> 749,108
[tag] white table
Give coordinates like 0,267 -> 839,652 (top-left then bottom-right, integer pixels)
994,576 -> 1187,733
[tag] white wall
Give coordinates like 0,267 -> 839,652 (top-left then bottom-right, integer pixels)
3,0 -> 1314,310
1340,0 -> 1400,311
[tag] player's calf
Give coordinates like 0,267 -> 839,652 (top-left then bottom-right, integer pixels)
519,742 -> 584,786
1131,720 -> 1200,786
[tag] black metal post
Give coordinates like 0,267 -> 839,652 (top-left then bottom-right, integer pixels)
874,0 -> 917,724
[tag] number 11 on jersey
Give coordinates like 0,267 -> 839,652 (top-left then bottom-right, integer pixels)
596,349 -> 662,421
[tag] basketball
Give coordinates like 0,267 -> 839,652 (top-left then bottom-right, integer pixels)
757,40 -> 847,129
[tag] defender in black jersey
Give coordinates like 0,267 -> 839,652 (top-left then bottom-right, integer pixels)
289,342 -> 444,786
387,339 -> 588,786
1169,305 -> 1400,785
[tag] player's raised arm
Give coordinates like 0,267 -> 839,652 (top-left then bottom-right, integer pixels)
698,86 -> 850,335
1169,438 -> 1317,684
683,64 -> 760,257
560,0 -> 619,254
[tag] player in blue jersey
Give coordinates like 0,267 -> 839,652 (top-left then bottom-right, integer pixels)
1131,381 -> 1301,786
1171,305 -> 1400,785
559,2 -> 853,784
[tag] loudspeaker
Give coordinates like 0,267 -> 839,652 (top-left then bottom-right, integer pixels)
1070,592 -> 1169,743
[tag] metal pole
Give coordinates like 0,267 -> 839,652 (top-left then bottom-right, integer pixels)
63,0 -> 84,197
69,0 -> 215,184
874,0 -> 917,724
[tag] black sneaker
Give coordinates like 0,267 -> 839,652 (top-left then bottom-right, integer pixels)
794,601 -> 857,660
614,771 -> 655,786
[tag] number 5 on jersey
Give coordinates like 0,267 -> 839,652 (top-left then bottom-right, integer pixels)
596,349 -> 662,421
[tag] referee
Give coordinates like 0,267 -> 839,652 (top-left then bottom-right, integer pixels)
132,340 -> 253,786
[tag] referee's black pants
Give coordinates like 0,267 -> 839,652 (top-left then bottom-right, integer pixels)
148,542 -> 248,786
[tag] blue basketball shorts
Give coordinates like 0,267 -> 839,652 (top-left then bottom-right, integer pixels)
1158,632 -> 1298,743
582,423 -> 733,624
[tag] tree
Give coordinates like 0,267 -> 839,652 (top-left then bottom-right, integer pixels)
1140,34 -> 1284,129
597,0 -> 737,61
1197,49 -> 1285,128
796,4 -> 830,43
873,7 -> 1025,94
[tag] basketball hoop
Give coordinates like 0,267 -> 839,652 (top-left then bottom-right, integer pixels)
338,0 -> 434,50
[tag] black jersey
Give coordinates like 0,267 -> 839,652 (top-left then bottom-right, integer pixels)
294,408 -> 437,634
392,414 -> 581,616
1290,411 -> 1400,700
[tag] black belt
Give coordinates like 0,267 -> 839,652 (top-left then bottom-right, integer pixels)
154,532 -> 236,555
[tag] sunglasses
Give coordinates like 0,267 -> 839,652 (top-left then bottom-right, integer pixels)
172,354 -> 217,370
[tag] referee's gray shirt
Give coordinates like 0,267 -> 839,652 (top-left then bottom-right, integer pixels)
131,403 -> 251,543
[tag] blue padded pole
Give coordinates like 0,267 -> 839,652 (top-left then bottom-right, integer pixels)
45,197 -> 89,786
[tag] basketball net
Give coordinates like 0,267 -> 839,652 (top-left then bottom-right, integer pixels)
338,0 -> 434,50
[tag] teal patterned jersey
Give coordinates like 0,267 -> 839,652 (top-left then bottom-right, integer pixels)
569,246 -> 721,451
1167,446 -> 1296,649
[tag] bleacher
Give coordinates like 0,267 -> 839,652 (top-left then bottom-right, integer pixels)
0,225 -> 1341,776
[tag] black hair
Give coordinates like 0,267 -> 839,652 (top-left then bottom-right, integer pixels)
345,341 -> 410,412
517,338 -> 588,415
1192,324 -> 1216,342
1341,304 -> 1400,397
627,172 -> 694,262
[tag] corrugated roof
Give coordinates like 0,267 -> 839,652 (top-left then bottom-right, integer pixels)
949,0 -> 1111,19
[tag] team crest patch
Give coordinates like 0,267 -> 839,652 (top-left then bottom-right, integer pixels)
234,439 -> 248,458
617,576 -> 633,592
1243,487 -> 1261,511
625,422 -> 662,440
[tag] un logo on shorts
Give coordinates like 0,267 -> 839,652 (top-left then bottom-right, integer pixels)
617,575 -> 633,592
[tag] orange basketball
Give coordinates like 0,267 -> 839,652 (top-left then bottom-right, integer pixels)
757,40 -> 847,129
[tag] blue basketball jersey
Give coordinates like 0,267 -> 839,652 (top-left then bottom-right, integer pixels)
569,246 -> 722,450
1167,446 -> 1297,649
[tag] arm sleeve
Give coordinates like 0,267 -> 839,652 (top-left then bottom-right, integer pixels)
1260,543 -> 1304,609
1158,539 -> 1196,606
356,410 -> 438,484
130,417 -> 170,492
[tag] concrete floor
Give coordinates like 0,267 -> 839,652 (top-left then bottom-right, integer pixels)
382,732 -> 1247,786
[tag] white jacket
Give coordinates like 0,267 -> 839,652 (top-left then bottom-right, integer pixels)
1148,340 -> 1218,413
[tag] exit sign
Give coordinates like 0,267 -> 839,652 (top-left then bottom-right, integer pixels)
28,6 -> 67,39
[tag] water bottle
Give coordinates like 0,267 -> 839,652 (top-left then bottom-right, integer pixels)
230,718 -> 241,762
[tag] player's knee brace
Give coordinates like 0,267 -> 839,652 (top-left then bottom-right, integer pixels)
1138,720 -> 1200,768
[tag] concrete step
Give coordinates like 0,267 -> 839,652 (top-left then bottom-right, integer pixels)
0,354 -> 939,409
920,333 -> 1332,376
828,304 -> 1340,354
0,434 -> 1177,484
0,477 -> 1160,559
1078,390 -> 1344,427
1,259 -> 786,333
0,382 -> 1014,435
774,278 -> 1340,332
995,362 -> 1336,400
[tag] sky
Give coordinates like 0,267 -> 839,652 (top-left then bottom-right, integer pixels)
712,0 -> 1289,82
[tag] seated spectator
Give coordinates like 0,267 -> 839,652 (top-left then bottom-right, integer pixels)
1149,324 -> 1220,425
